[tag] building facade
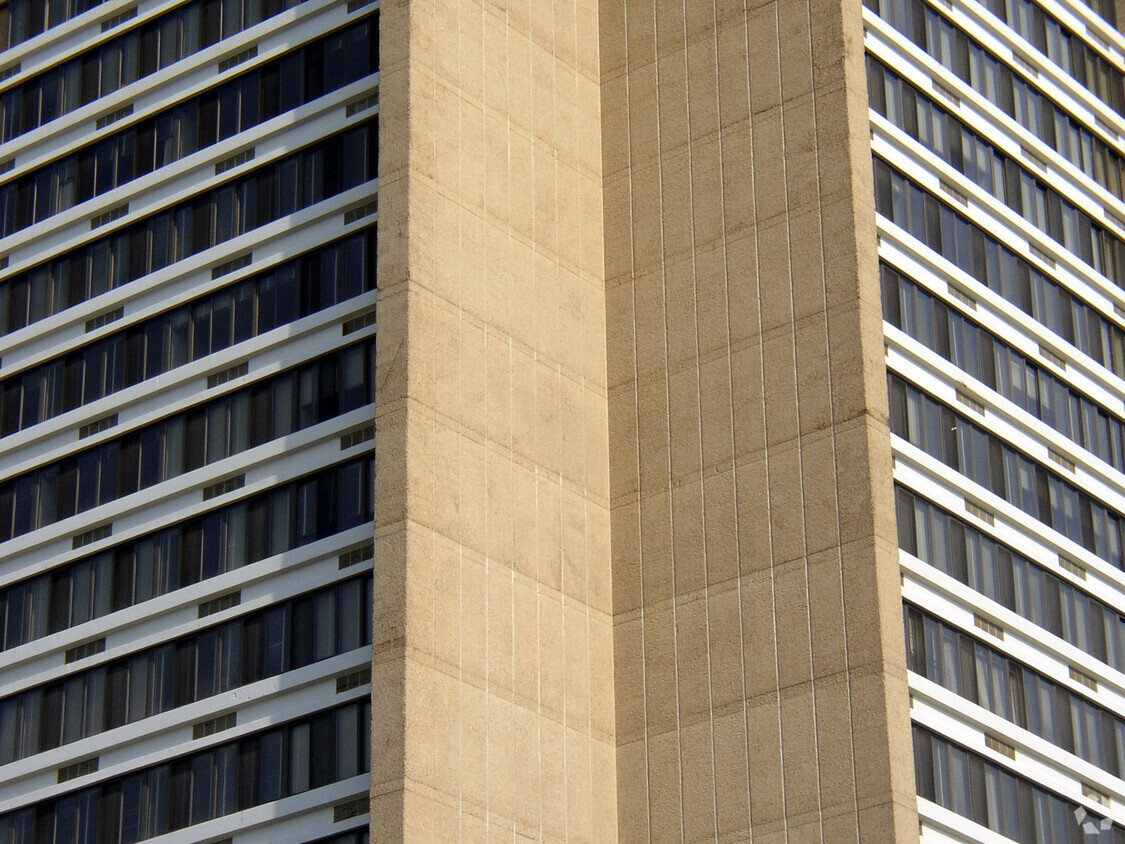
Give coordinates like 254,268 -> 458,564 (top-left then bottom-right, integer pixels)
2,0 -> 1125,841
0,1 -> 379,842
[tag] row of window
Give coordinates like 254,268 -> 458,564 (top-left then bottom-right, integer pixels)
0,0 -> 307,143
874,157 -> 1125,382
896,484 -> 1125,675
984,0 -> 1124,111
0,0 -> 108,51
913,724 -> 1120,843
890,372 -> 1125,571
869,55 -> 1125,284
311,832 -> 368,844
0,454 -> 373,653
867,0 -> 1125,203
0,699 -> 371,844
0,14 -> 379,239
1076,0 -> 1117,24
0,338 -> 374,544
0,119 -> 375,347
0,573 -> 372,765
0,225 -> 375,437
906,602 -> 1125,778
882,262 -> 1125,474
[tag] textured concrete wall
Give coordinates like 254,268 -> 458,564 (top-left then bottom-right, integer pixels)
600,0 -> 919,840
373,0 -> 617,839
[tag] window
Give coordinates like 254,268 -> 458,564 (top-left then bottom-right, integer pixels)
0,702 -> 370,842
0,575 -> 371,764
0,0 -> 309,143
874,158 -> 1125,380
897,485 -> 1125,676
912,724 -> 1120,841
0,223 -> 376,440
882,263 -> 1125,472
906,603 -> 1124,777
0,455 -> 373,653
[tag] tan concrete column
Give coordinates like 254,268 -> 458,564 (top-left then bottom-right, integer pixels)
600,0 -> 919,840
373,0 -> 617,840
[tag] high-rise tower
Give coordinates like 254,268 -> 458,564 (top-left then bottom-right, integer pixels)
4,0 -> 1125,840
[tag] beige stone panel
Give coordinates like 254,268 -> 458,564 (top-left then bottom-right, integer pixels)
567,725 -> 596,839
712,710 -> 751,840
560,376 -> 588,492
460,683 -> 490,811
562,486 -> 589,603
672,480 -> 706,595
692,138 -> 726,254
608,389 -> 639,503
661,151 -> 694,263
611,500 -> 642,613
707,584 -> 745,710
781,96 -> 820,217
716,24 -> 751,129
484,448 -> 515,571
513,575 -> 541,710
539,589 -> 567,721
430,666 -> 462,801
541,718 -> 569,839
674,593 -> 712,724
755,220 -> 793,335
536,475 -> 564,593
747,6 -> 782,115
462,554 -> 489,686
779,686 -> 820,816
734,456 -> 772,572
745,695 -> 784,825
702,466 -> 739,575
680,719 -> 718,842
653,0 -> 684,59
633,269 -> 667,385
592,738 -> 620,841
487,561 -> 514,694
772,559 -> 813,692
647,730 -> 684,841
616,739 -> 651,842
750,107 -> 786,226
631,164 -> 665,275
741,571 -> 780,698
765,441 -> 806,566
694,246 -> 731,359
587,503 -> 614,613
778,0 -> 814,101
605,281 -> 636,390
725,233 -> 760,344
603,175 -> 634,285
565,603 -> 593,729
668,366 -> 702,482
642,601 -> 679,736
730,343 -> 766,461
806,549 -> 848,679
636,379 -> 671,493
639,490 -> 674,604
821,810 -> 860,844
514,704 -> 544,833
799,432 -> 842,556
657,51 -> 690,159
686,34 -> 719,140
788,209 -> 828,324
812,674 -> 858,812
591,614 -> 618,738
664,258 -> 697,371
